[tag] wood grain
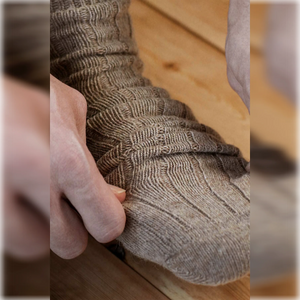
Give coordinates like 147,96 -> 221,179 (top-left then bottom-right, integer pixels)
250,3 -> 297,297
250,3 -> 268,52
250,3 -> 296,160
251,274 -> 297,297
141,0 -> 229,52
130,0 -> 250,160
4,255 -> 50,296
251,44 -> 296,160
141,1 -> 266,54
51,237 -> 169,300
119,1 -> 249,299
125,251 -> 250,300
51,1 -> 250,299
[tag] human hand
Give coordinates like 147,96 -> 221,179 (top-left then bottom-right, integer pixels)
50,75 -> 126,259
225,0 -> 250,112
3,76 -> 50,259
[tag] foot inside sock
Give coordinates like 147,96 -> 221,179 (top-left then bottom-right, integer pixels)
50,0 -> 250,285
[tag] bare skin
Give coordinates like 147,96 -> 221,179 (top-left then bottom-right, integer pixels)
50,75 -> 126,259
4,76 -> 50,259
5,1 -> 252,260
50,0 -> 252,257
3,75 -> 126,260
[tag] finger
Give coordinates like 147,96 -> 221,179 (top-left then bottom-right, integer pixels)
56,140 -> 126,244
108,184 -> 126,203
50,186 -> 88,259
17,137 -> 50,218
4,76 -> 50,139
5,127 -> 50,219
4,187 -> 49,260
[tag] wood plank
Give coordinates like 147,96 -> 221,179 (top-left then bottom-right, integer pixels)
140,1 -> 266,53
51,237 -> 169,300
250,4 -> 296,296
250,2 -> 296,160
4,255 -> 50,296
52,2 -> 250,299
250,3 -> 268,52
120,1 -> 250,299
141,0 -> 229,52
131,0 -> 250,160
251,274 -> 297,297
124,251 -> 250,300
251,52 -> 296,160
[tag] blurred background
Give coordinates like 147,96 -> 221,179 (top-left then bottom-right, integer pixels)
2,2 -> 50,298
250,1 -> 298,298
0,0 -> 299,299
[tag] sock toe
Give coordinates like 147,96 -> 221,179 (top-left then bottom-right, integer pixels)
116,152 -> 249,285
163,219 -> 249,285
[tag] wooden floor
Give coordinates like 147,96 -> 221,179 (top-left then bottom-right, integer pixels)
250,3 -> 297,298
5,1 -> 297,299
3,1 -> 251,298
132,0 -> 250,161
51,1 -> 250,300
51,238 -> 250,300
250,3 -> 296,160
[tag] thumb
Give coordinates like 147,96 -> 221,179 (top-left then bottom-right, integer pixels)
56,139 -> 126,243
108,184 -> 126,203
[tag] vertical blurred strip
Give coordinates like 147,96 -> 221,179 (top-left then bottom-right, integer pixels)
0,0 -> 50,300
0,0 -> 50,89
250,1 -> 298,298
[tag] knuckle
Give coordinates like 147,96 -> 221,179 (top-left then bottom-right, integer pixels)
73,90 -> 87,116
63,147 -> 82,169
54,142 -> 88,179
20,149 -> 43,171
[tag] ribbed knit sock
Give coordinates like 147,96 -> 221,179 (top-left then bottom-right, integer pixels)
50,0 -> 250,285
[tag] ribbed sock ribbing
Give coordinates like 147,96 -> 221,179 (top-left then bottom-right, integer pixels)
50,0 -> 250,285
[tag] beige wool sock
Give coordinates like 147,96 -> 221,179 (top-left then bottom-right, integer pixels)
50,0 -> 250,285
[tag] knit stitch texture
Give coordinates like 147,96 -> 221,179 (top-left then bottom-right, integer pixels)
50,0 -> 250,285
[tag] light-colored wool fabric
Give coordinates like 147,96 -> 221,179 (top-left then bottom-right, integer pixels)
50,0 -> 250,285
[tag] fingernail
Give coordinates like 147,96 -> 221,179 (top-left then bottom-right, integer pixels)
109,184 -> 126,194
